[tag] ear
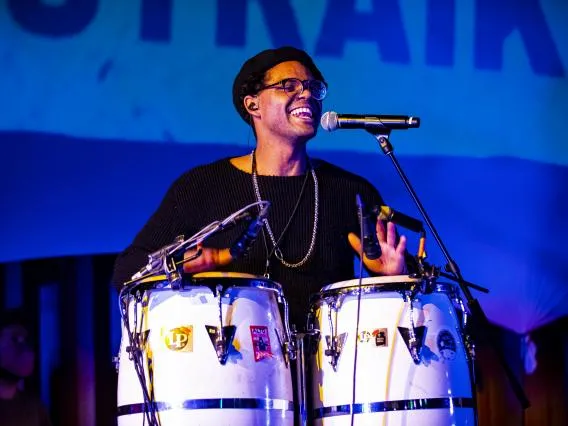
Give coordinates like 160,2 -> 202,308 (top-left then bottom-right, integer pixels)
244,95 -> 260,117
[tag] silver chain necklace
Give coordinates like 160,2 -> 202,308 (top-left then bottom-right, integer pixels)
251,150 -> 319,268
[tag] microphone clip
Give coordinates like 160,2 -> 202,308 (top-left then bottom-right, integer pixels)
229,202 -> 270,260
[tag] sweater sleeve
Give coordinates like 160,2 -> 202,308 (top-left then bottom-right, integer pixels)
111,174 -> 192,288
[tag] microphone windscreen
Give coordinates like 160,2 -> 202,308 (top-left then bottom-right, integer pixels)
320,111 -> 338,131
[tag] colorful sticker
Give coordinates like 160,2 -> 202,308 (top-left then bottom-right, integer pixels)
358,330 -> 372,343
162,325 -> 193,352
250,325 -> 272,362
372,328 -> 388,347
437,329 -> 457,361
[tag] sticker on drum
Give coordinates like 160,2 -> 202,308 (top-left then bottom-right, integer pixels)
162,325 -> 194,352
116,274 -> 295,426
307,275 -> 476,425
250,325 -> 273,362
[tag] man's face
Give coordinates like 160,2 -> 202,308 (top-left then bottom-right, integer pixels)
253,61 -> 323,144
0,324 -> 35,378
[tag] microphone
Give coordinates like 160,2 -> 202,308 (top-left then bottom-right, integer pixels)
373,205 -> 424,233
356,194 -> 381,260
321,111 -> 420,132
220,210 -> 252,230
229,204 -> 270,259
130,238 -> 183,280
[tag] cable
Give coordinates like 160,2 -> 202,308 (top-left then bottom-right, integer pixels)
118,285 -> 160,425
350,197 -> 367,426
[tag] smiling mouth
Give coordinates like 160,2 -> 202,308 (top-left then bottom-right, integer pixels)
289,107 -> 314,120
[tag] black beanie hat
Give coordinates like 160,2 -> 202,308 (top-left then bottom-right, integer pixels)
232,46 -> 326,123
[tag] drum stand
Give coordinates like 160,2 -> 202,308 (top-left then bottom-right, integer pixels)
366,128 -> 531,418
293,328 -> 319,426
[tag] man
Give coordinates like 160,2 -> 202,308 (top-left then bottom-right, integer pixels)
112,46 -> 411,328
0,309 -> 52,426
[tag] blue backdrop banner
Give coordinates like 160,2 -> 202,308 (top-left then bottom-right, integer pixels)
1,0 -> 567,332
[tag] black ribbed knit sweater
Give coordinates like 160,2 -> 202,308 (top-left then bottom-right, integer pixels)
112,157 -> 385,328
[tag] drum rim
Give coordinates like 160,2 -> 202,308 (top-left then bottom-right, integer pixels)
191,274 -> 283,292
311,276 -> 459,305
134,273 -> 283,294
321,275 -> 420,291
192,271 -> 259,279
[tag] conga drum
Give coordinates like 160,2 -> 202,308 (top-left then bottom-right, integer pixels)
307,275 -> 475,425
116,272 -> 295,425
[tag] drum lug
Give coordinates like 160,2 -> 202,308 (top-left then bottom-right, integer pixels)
275,328 -> 295,367
307,327 -> 320,355
464,333 -> 476,361
303,314 -> 321,356
398,326 -> 426,365
324,333 -> 347,371
284,339 -> 297,364
399,291 -> 426,364
112,355 -> 120,373
280,294 -> 296,363
125,330 -> 149,361
325,292 -> 346,310
205,325 -> 236,365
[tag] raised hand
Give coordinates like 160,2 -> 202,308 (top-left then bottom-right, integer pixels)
348,220 -> 407,275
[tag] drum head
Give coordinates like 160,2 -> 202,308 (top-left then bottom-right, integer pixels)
310,275 -> 425,306
321,275 -> 421,292
190,272 -> 282,293
129,272 -> 282,293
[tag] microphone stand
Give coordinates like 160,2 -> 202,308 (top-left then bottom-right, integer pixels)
368,128 -> 530,412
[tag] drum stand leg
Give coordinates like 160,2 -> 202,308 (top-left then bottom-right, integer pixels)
460,298 -> 480,426
465,334 -> 480,426
294,330 -> 320,426
295,333 -> 309,426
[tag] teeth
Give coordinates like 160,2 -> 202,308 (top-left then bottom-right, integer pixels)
290,107 -> 312,117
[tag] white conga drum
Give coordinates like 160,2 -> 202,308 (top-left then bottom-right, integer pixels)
116,272 -> 295,426
308,275 -> 475,425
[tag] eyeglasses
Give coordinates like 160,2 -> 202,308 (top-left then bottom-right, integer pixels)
258,78 -> 327,101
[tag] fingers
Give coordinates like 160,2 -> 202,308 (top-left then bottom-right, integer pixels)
183,246 -> 233,273
349,227 -> 408,275
396,235 -> 407,255
376,218 -> 386,242
352,223 -> 402,256
376,220 -> 397,245
347,232 -> 363,255
218,249 -> 235,269
384,220 -> 407,255
386,221 -> 396,246
183,247 -> 207,273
